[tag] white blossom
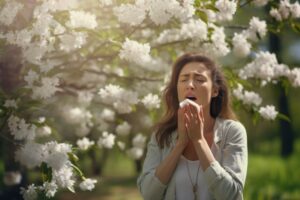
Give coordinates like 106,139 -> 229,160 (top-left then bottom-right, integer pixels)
232,33 -> 251,57
119,38 -> 151,66
259,105 -> 278,120
67,11 -> 97,29
38,117 -> 46,123
202,25 -> 230,57
288,68 -> 300,87
0,0 -> 24,26
233,84 -> 262,107
32,77 -> 60,99
59,32 -> 87,52
79,178 -> 98,191
278,0 -> 291,20
270,8 -> 282,21
101,108 -> 115,122
8,116 -> 36,141
116,121 -> 131,136
232,84 -> 244,100
127,147 -> 144,160
43,181 -> 58,198
15,142 -> 43,169
141,93 -> 161,109
20,184 -> 38,200
243,91 -> 262,106
65,107 -> 92,125
4,99 -> 17,109
215,0 -> 237,22
98,84 -> 139,113
132,133 -> 147,149
155,28 -> 181,44
52,165 -> 75,189
24,70 -> 39,87
247,17 -> 267,41
145,0 -> 180,25
3,171 -> 22,186
43,141 -> 72,171
23,44 -> 50,64
114,3 -> 146,26
175,0 -> 195,22
36,126 -> 52,137
77,137 -> 95,150
239,51 -> 278,82
117,141 -> 126,150
180,19 -> 208,41
99,0 -> 113,6
97,132 -> 115,149
291,2 -> 300,18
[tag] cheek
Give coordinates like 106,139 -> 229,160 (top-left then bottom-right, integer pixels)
177,84 -> 185,98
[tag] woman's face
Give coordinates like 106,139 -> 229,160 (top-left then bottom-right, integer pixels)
177,62 -> 218,109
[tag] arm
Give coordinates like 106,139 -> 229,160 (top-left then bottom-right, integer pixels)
185,105 -> 247,200
137,134 -> 186,200
192,121 -> 247,200
203,121 -> 248,200
137,108 -> 189,200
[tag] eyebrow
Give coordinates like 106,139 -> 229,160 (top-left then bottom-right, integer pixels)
179,73 -> 206,78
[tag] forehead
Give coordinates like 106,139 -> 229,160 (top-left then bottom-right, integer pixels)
179,62 -> 211,76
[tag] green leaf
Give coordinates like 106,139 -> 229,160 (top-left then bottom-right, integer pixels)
41,162 -> 52,182
204,4 -> 219,12
195,10 -> 208,23
71,163 -> 85,180
291,22 -> 300,34
277,113 -> 291,123
68,186 -> 75,193
252,110 -> 260,125
68,152 -> 79,163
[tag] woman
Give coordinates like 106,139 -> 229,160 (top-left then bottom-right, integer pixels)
137,53 -> 248,200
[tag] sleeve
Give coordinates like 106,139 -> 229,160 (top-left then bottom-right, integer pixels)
204,121 -> 248,200
137,133 -> 167,200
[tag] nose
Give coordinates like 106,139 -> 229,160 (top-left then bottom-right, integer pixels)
186,79 -> 195,90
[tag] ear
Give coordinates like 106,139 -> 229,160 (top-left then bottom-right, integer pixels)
212,86 -> 219,98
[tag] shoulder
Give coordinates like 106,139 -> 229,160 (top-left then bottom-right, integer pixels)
220,118 -> 247,142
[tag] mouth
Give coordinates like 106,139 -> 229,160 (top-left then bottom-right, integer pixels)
186,96 -> 197,101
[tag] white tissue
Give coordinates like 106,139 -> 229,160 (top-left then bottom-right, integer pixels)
179,99 -> 200,113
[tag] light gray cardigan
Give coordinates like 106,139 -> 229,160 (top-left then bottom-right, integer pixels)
137,117 -> 248,200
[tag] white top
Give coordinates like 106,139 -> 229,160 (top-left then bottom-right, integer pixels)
175,156 -> 209,200
137,117 -> 248,200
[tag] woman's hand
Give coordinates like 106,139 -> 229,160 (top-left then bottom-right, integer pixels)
184,103 -> 204,141
177,107 -> 189,148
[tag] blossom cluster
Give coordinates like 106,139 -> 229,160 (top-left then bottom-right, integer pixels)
270,0 -> 300,21
233,84 -> 278,120
98,84 -> 139,113
239,51 -> 300,87
114,0 -> 195,26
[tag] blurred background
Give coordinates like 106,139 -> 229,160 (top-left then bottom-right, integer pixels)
1,0 -> 300,200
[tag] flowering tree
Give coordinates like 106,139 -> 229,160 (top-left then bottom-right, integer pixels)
0,0 -> 299,199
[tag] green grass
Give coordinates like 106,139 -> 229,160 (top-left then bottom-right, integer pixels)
245,153 -> 300,200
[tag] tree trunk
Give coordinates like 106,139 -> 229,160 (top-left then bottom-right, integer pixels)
269,32 -> 294,157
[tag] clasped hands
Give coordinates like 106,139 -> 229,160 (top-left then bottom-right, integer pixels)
177,102 -> 205,147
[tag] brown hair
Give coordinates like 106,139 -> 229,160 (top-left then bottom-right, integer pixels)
154,52 -> 237,148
